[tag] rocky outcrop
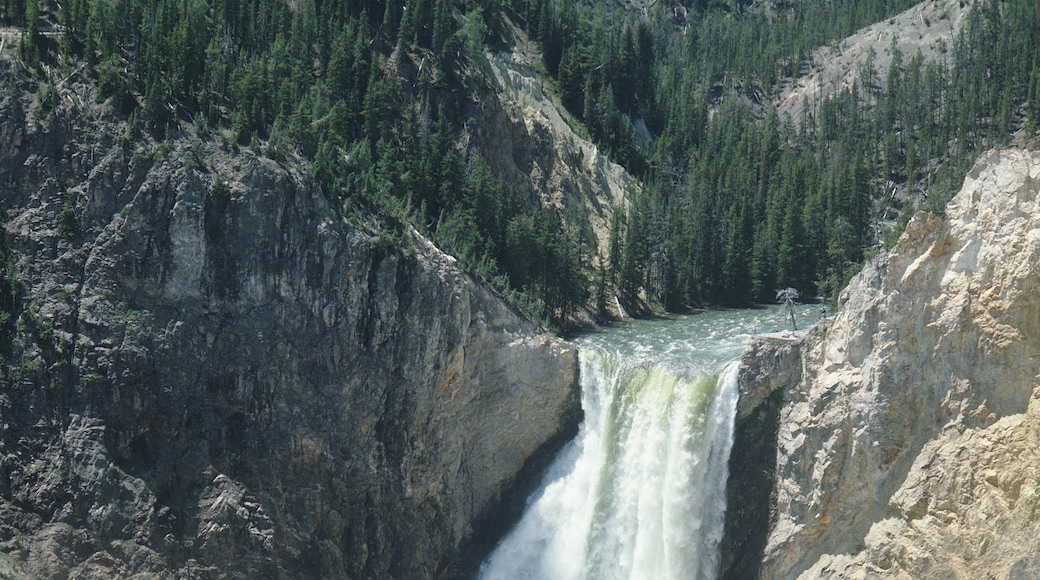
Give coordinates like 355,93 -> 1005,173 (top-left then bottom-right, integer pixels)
0,83 -> 581,578
729,147 -> 1040,579
720,334 -> 805,580
477,32 -> 637,266
735,335 -> 804,423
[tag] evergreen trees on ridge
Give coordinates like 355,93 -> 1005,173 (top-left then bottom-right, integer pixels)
2,0 -> 1038,325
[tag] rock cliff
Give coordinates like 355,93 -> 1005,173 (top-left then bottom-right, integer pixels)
729,147 -> 1040,579
479,46 -> 636,261
0,80 -> 581,578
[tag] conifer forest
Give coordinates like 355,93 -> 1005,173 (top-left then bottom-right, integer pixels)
2,0 -> 1038,326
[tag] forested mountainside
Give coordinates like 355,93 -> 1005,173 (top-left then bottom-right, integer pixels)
3,0 -> 1040,325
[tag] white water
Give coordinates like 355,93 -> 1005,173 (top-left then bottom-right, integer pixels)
479,306 -> 814,580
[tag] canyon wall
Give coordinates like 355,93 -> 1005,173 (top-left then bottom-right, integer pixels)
729,147 -> 1040,579
0,85 -> 581,578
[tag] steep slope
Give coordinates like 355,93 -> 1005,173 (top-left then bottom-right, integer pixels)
0,75 -> 580,578
776,0 -> 967,123
730,146 -> 1040,578
478,43 -> 636,261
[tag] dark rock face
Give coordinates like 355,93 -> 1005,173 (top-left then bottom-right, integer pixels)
720,387 -> 781,580
721,335 -> 804,580
0,88 -> 580,578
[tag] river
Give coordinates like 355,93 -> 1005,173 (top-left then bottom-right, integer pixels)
479,304 -> 817,580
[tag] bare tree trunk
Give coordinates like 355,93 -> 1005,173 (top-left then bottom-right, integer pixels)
776,287 -> 800,331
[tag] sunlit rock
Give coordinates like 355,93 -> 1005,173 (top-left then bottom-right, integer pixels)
731,147 -> 1040,579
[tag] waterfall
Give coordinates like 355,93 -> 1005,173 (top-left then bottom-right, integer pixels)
479,347 -> 742,580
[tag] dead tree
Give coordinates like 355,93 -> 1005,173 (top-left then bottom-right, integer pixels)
776,287 -> 800,331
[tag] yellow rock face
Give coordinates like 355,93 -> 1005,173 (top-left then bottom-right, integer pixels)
755,148 -> 1040,579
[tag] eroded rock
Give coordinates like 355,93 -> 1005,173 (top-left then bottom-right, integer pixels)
731,148 -> 1040,579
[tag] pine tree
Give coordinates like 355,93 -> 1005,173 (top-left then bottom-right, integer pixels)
20,0 -> 40,67
1028,55 -> 1040,136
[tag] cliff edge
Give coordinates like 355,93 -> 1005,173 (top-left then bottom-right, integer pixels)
729,147 -> 1040,579
0,80 -> 580,578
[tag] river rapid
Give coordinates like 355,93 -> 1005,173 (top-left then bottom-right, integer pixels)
479,305 -> 817,580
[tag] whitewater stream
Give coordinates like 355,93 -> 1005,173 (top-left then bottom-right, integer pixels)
479,305 -> 816,580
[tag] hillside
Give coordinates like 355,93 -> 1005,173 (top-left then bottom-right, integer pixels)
776,0 -> 969,123
4,0 -> 1036,317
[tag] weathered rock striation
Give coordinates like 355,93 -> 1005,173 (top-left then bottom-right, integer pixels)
0,83 -> 580,578
728,147 -> 1040,579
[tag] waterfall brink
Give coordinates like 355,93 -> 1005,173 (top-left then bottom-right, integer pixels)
480,349 -> 742,580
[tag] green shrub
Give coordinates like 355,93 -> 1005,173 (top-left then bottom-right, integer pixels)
57,192 -> 79,240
